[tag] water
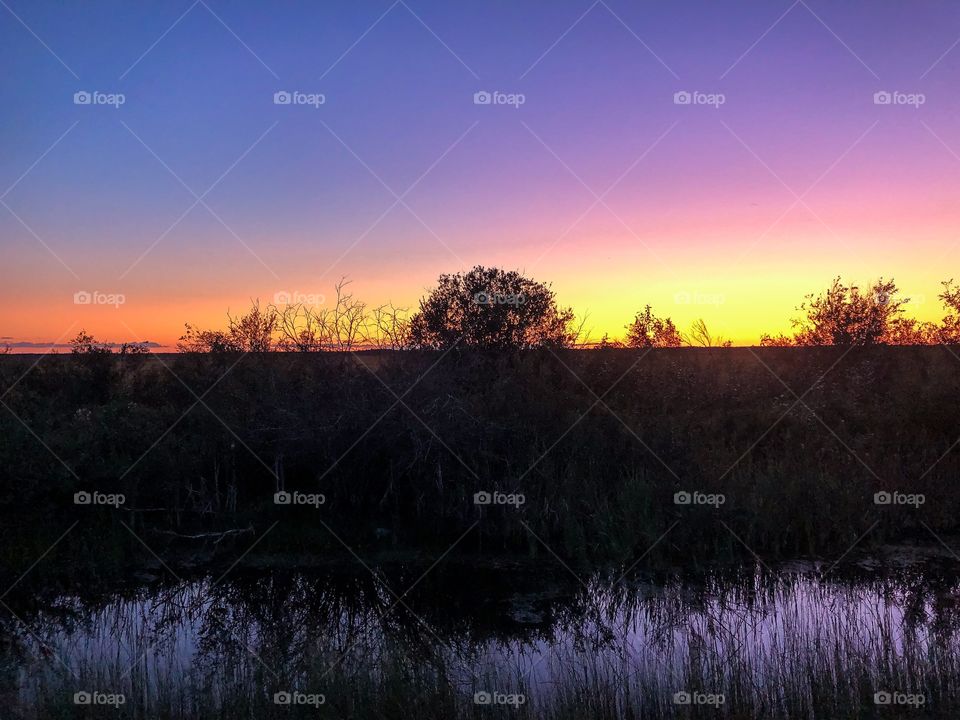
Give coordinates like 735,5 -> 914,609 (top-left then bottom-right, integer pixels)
3,561 -> 960,718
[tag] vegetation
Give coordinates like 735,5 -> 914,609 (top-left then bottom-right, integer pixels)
624,305 -> 682,348
167,272 -> 960,352
761,277 -> 959,347
2,344 -> 959,568
408,266 -> 577,350
3,268 -> 960,567
28,271 -> 960,354
4,269 -> 960,719
6,566 -> 960,720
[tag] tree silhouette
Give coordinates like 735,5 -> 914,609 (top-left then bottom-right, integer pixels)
179,300 -> 277,353
684,319 -> 731,347
70,330 -> 111,355
784,277 -> 907,346
408,266 -> 576,350
624,306 -> 681,348
939,279 -> 960,344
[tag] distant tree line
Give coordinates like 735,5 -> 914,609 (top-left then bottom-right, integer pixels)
759,277 -> 960,347
66,268 -> 960,354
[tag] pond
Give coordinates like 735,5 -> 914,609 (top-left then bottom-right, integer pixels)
3,558 -> 958,718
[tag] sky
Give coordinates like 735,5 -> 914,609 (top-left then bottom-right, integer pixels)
2,0 -> 960,348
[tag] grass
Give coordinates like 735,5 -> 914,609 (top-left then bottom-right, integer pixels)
6,566 -> 960,719
1,346 -> 959,569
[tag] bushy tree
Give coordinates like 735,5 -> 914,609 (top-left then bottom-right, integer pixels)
408,266 -> 576,350
884,317 -> 939,346
624,306 -> 682,348
790,277 -> 907,346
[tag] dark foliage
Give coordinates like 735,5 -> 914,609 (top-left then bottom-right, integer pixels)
408,266 -> 576,349
2,347 -> 959,567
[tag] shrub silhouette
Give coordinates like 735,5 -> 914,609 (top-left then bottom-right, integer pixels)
408,266 -> 576,349
69,330 -> 112,355
624,305 -> 681,347
684,318 -> 731,347
939,279 -> 960,344
179,300 -> 277,353
760,277 -> 960,346
762,277 -> 908,346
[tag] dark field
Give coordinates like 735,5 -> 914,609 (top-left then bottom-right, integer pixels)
2,346 -> 959,565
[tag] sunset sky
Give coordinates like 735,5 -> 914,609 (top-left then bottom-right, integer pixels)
2,0 -> 960,348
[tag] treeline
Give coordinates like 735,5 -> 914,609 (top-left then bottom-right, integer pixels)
61,268 -> 960,355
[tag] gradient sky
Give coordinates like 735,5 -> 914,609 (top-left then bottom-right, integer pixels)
2,0 -> 960,348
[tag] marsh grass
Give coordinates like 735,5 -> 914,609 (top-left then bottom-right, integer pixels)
6,567 -> 960,719
1,347 -> 958,567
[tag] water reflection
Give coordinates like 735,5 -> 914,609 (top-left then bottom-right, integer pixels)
3,563 -> 960,718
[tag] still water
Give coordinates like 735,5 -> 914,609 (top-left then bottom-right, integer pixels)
3,559 -> 959,718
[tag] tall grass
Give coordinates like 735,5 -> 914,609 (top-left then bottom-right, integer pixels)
1,347 -> 959,564
6,566 -> 960,719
